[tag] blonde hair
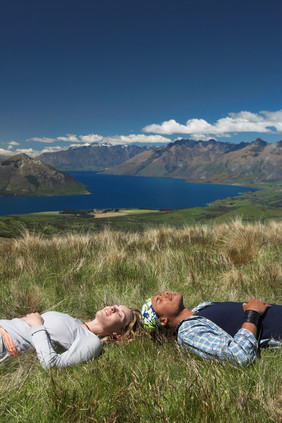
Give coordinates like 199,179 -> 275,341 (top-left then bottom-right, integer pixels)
101,308 -> 141,344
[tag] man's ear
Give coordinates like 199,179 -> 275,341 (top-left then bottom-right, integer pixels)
159,316 -> 168,327
112,332 -> 122,339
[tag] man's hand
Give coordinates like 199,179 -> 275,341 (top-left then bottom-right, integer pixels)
242,299 -> 271,338
243,299 -> 271,316
22,312 -> 44,327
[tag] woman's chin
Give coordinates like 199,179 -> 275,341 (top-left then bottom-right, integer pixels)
96,309 -> 105,318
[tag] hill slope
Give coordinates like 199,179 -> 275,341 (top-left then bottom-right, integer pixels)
0,223 -> 281,422
38,143 -> 150,171
104,138 -> 282,183
0,153 -> 87,196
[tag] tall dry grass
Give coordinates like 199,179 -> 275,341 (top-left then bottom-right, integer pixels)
0,219 -> 281,422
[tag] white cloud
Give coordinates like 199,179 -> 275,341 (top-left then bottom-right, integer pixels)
7,141 -> 20,150
25,134 -> 171,153
101,134 -> 171,145
14,148 -> 39,157
27,133 -> 171,146
79,134 -> 104,143
143,109 -> 282,137
2,133 -> 171,159
28,137 -> 57,143
182,134 -> 217,141
28,133 -> 104,144
69,143 -> 91,148
260,110 -> 282,131
40,146 -> 68,153
0,148 -> 39,157
0,148 -> 12,156
57,134 -> 80,142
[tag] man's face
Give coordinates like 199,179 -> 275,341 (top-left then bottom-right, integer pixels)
151,291 -> 184,321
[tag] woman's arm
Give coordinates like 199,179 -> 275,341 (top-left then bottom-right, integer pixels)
22,312 -> 44,327
23,313 -> 103,368
31,326 -> 103,368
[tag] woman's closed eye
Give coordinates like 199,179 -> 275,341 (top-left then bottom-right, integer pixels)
114,306 -> 122,318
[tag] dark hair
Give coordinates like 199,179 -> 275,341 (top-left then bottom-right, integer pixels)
149,327 -> 177,344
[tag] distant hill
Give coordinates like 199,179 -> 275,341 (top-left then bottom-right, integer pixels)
103,139 -> 282,183
37,143 -> 150,171
0,153 -> 87,196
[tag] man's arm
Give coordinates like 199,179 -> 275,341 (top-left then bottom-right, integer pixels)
241,299 -> 271,337
178,319 -> 257,366
177,299 -> 271,366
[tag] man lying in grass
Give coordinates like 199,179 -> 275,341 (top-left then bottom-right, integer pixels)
0,305 -> 140,369
141,292 -> 281,366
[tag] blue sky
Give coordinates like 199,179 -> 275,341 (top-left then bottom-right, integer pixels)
1,0 -> 282,156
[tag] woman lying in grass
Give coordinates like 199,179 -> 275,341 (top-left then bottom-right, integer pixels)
0,305 -> 140,368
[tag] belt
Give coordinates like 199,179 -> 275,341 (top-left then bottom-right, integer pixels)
0,326 -> 19,357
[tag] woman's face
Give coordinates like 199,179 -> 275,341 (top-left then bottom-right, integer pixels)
95,305 -> 133,336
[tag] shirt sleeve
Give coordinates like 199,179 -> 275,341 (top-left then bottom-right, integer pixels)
177,317 -> 258,366
31,325 -> 103,369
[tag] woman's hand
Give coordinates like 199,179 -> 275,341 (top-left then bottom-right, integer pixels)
243,299 -> 271,316
22,312 -> 44,327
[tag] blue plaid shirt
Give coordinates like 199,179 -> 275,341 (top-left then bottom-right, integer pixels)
176,302 -> 281,366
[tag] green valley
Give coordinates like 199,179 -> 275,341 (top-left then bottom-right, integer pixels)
1,182 -> 281,238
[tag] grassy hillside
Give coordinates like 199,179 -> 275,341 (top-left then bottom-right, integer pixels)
0,154 -> 87,196
0,221 -> 281,422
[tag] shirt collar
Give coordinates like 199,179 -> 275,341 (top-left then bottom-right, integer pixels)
175,302 -> 213,332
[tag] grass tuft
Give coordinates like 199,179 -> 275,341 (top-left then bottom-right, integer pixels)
0,219 -> 281,421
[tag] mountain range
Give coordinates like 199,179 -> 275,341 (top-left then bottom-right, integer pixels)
0,154 -> 87,196
102,138 -> 282,183
3,139 -> 282,194
38,143 -> 150,171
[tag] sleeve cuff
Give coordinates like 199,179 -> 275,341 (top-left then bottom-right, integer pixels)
31,325 -> 47,335
237,328 -> 257,344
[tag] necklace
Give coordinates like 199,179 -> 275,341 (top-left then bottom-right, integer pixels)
82,322 -> 91,332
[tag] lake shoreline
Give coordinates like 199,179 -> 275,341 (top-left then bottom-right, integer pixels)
0,172 -> 258,217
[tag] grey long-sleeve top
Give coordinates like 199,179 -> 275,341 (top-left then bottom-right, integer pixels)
0,311 -> 103,368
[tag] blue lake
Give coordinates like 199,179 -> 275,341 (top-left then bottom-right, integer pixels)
0,172 -> 254,216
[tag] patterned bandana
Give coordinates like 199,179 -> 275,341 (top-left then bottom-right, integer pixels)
141,297 -> 162,330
